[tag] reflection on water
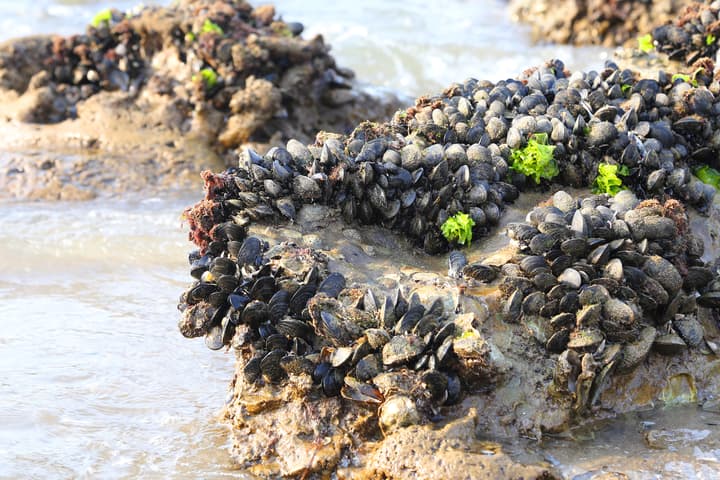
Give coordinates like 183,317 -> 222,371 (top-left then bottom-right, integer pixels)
541,405 -> 720,479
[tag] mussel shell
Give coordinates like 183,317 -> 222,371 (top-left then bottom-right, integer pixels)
520,255 -> 548,275
546,328 -> 570,353
618,326 -> 656,373
331,346 -> 355,368
293,175 -> 322,200
208,291 -> 229,308
355,354 -> 382,381
444,372 -> 462,405
217,274 -> 239,293
204,323 -> 224,351
683,267 -> 714,291
448,250 -> 468,278
321,368 -> 344,396
250,275 -> 276,302
312,361 -> 331,384
653,332 -> 688,355
265,333 -> 289,351
275,317 -> 314,340
698,291 -> 720,308
260,349 -> 287,383
673,316 -> 704,347
236,237 -> 263,267
188,283 -> 218,304
244,356 -> 262,383
561,237 -> 588,257
268,289 -> 290,321
229,293 -> 251,311
394,304 -> 425,334
211,257 -> 237,276
421,370 -> 449,402
289,284 -> 317,315
241,300 -> 268,327
462,263 -> 498,282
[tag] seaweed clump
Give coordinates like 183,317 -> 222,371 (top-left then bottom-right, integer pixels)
441,212 -> 475,246
592,163 -> 629,196
509,133 -> 558,184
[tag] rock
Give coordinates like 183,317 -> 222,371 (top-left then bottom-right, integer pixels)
348,411 -> 560,479
509,0 -> 688,47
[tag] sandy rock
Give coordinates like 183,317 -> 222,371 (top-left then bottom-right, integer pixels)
342,411 -> 559,479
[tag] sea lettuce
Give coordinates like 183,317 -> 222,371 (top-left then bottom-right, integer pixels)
592,163 -> 629,196
441,212 -> 475,246
509,132 -> 558,184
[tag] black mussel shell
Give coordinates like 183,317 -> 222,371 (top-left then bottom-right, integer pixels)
318,272 -> 346,298
321,368 -> 344,396
260,349 -> 287,384
275,318 -> 314,340
289,284 -> 317,315
244,357 -> 262,383
250,275 -> 276,302
268,290 -> 290,322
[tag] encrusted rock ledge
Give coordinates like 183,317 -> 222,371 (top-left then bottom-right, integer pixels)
176,49 -> 720,477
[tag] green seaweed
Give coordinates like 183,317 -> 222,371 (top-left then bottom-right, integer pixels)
271,23 -> 293,37
621,84 -> 632,94
91,9 -> 113,28
695,165 -> 720,190
185,32 -> 196,43
509,132 -> 558,184
201,19 -> 224,35
193,68 -> 218,89
592,163 -> 629,196
441,212 -> 475,246
671,73 -> 697,87
637,33 -> 654,53
707,34 -> 716,46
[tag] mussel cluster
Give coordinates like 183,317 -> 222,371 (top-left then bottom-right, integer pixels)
178,232 -> 495,413
183,57 -> 720,260
43,9 -> 145,119
190,137 -> 517,255
36,0 -> 358,137
652,2 -> 720,66
475,190 -> 720,414
180,56 -> 720,427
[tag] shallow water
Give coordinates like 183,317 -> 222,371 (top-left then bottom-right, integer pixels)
0,197 -> 250,479
0,1 -> 715,479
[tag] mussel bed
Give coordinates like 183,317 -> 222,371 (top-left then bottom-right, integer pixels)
177,55 -> 720,475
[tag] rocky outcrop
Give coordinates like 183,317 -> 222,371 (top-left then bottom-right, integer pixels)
509,0 -> 693,47
0,0 -> 400,200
